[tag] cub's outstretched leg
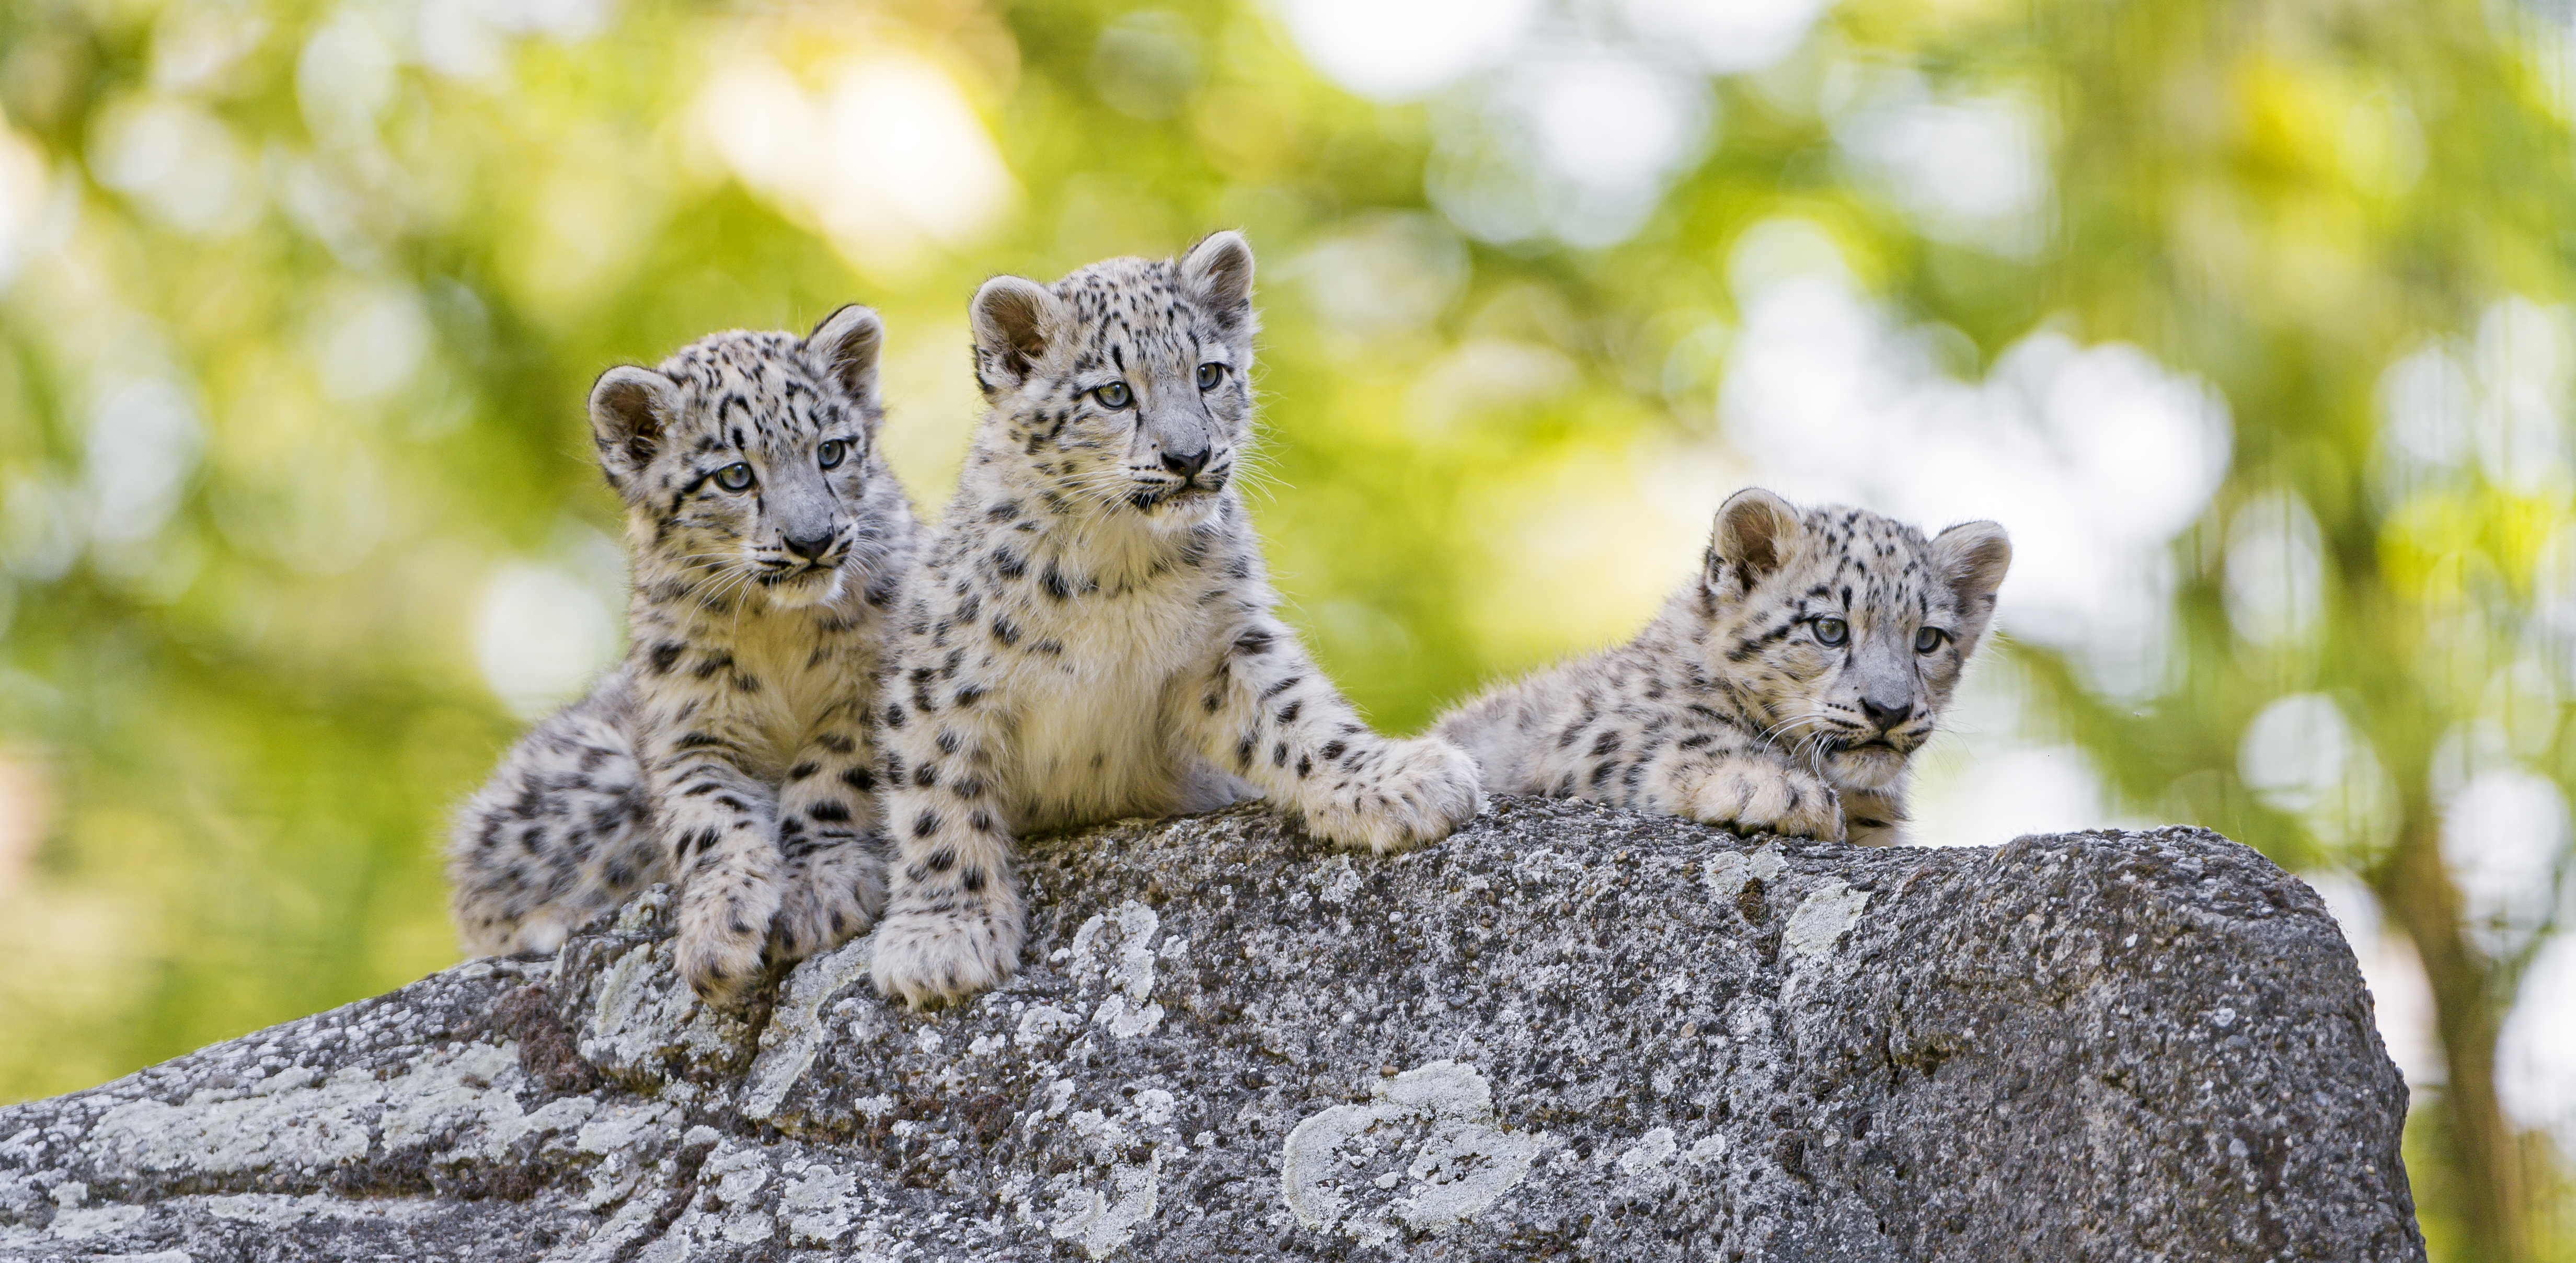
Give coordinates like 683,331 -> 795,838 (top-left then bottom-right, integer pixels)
1186,612 -> 1480,854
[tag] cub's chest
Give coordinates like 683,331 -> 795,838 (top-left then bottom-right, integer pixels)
991,582 -> 1225,821
722,615 -> 876,765
1003,585 -> 1210,722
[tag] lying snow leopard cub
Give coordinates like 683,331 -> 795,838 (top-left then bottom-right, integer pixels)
448,307 -> 917,1007
1436,489 -> 2009,845
868,231 -> 1484,1008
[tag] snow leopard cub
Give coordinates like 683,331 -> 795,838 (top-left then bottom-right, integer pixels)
448,307 -> 918,1008
1436,489 -> 2009,845
867,232 -> 1484,1008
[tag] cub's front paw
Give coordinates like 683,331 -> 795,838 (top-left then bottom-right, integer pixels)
767,844 -> 888,965
1689,762 -> 1844,842
675,903 -> 773,1011
869,899 -> 1024,1010
1304,736 -> 1485,854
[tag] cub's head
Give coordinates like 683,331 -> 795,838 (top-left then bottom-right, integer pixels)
966,231 -> 1258,529
588,305 -> 889,608
1694,488 -> 2012,792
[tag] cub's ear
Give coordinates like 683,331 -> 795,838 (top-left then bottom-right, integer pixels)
589,366 -> 677,489
1705,487 -> 1804,594
1179,229 -> 1256,337
806,304 -> 886,411
1931,519 -> 2012,628
969,275 -> 1065,398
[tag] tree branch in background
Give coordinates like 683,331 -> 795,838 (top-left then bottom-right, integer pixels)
2380,810 -> 2527,1263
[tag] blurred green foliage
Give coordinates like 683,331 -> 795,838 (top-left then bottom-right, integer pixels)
3,0 -> 2574,1255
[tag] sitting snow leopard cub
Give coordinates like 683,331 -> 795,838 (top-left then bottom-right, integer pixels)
1436,489 -> 2009,845
868,232 -> 1484,1008
448,307 -> 918,1007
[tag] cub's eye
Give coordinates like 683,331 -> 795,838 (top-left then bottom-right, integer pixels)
1915,626 -> 1952,653
1094,381 -> 1133,409
1197,362 -> 1225,391
1811,616 -> 1850,647
714,463 -> 754,492
817,439 -> 848,470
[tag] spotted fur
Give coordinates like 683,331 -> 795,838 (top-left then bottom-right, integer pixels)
1437,489 -> 2009,844
447,307 -> 918,1007
866,232 -> 1484,1008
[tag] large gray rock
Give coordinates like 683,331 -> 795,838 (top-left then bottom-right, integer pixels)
0,797 -> 2422,1261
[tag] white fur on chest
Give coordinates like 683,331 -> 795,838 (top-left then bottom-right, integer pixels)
997,571 -> 1240,831
705,603 -> 869,778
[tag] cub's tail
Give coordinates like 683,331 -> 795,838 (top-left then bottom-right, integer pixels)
446,669 -> 659,957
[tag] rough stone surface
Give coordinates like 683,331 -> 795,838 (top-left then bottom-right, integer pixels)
0,797 -> 2424,1260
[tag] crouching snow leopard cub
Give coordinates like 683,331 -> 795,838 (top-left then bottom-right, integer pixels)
1436,488 -> 2009,845
448,307 -> 918,1007
868,231 -> 1484,1008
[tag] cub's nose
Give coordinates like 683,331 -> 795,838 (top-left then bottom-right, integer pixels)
1860,695 -> 1914,731
783,530 -> 837,562
1160,446 -> 1211,480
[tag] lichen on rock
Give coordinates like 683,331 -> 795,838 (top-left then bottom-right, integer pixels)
1280,1059 -> 1543,1246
